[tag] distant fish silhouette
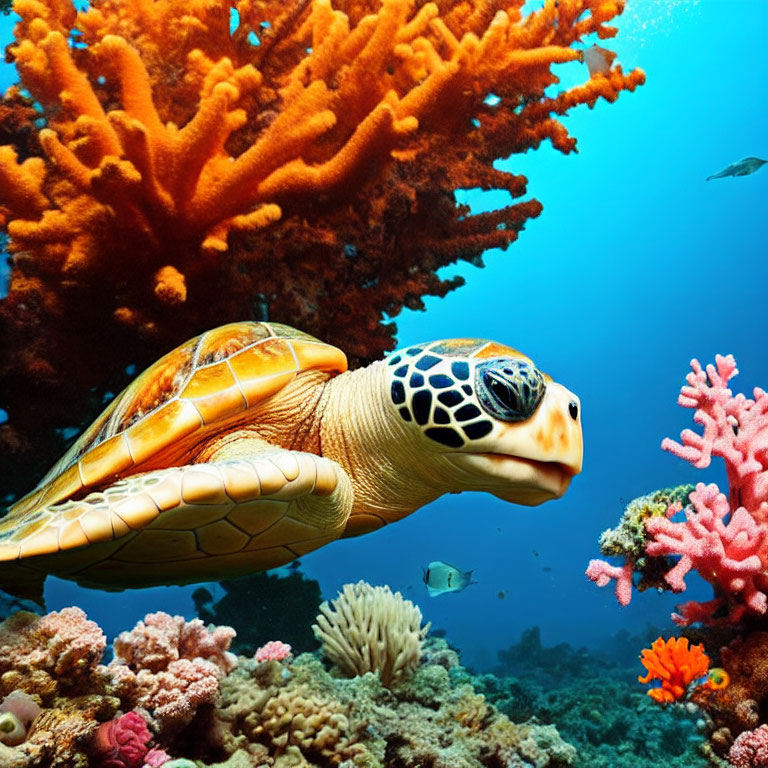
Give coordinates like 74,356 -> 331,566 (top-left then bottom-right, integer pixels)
706,157 -> 767,181
423,560 -> 476,596
497,590 -> 507,600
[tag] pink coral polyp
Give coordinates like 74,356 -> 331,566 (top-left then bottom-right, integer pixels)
90,711 -> 152,768
254,640 -> 293,663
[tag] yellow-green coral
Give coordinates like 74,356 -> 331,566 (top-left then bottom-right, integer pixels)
598,485 -> 694,561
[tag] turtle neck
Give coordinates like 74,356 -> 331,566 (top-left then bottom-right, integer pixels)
316,360 -> 457,534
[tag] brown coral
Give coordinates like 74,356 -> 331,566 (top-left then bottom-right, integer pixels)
0,0 -> 644,501
693,631 -> 768,755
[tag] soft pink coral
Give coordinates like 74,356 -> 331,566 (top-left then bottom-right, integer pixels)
646,482 -> 766,624
661,355 -> 768,529
105,612 -> 237,733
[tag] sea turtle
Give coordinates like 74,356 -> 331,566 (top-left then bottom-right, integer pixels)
0,322 -> 582,603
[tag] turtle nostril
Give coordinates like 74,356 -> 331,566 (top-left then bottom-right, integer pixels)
568,400 -> 579,420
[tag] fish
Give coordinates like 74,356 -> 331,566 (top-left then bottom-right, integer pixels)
581,44 -> 617,77
423,560 -> 476,596
497,590 -> 507,599
705,667 -> 730,690
706,157 -> 767,181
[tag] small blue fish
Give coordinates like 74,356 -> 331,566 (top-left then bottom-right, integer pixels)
423,560 -> 476,596
706,157 -> 767,181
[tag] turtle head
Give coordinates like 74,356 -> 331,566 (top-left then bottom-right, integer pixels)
385,339 -> 582,505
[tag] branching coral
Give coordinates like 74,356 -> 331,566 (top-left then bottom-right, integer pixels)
587,356 -> 768,626
312,580 -> 430,687
0,0 -> 644,502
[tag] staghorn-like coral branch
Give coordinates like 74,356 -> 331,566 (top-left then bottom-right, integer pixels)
587,357 -> 768,626
0,0 -> 643,501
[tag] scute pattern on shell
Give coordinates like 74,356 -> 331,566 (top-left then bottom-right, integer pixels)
9,322 -> 345,524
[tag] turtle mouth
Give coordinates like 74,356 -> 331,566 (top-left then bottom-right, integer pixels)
445,452 -> 575,505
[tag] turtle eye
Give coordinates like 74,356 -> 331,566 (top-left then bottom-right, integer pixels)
476,359 -> 546,422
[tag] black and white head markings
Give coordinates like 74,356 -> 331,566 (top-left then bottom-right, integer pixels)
386,339 -> 558,448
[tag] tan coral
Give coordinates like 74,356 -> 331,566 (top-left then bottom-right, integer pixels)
312,580 -> 430,688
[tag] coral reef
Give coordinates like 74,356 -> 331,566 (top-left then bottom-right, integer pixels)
0,607 -> 106,697
193,570 -> 323,656
477,628 -> 708,768
215,647 -> 577,767
312,580 -> 429,688
0,607 -> 238,766
0,0 -> 644,502
587,356 -> 768,626
0,602 -> 582,767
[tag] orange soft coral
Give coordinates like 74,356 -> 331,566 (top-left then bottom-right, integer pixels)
638,636 -> 710,703
0,0 -> 644,501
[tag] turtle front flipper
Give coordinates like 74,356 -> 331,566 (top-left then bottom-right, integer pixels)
0,449 -> 353,591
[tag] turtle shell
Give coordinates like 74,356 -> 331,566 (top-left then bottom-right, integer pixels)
12,322 -> 347,518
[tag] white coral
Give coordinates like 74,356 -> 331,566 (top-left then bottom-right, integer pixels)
312,581 -> 430,687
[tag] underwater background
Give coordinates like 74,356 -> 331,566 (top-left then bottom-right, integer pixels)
0,1 -> 767,767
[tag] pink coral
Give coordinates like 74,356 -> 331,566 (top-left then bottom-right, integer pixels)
661,356 -> 768,529
655,356 -> 768,624
254,641 -> 293,663
728,724 -> 768,768
585,560 -> 634,606
142,747 -> 171,767
587,355 -> 768,625
0,606 -> 105,684
90,711 -> 152,768
106,612 -> 237,733
646,482 -> 766,624
112,612 -> 237,675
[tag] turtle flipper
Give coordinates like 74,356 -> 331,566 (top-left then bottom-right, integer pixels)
0,447 -> 353,589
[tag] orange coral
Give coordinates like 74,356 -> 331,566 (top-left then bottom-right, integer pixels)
638,636 -> 710,703
0,0 -> 644,500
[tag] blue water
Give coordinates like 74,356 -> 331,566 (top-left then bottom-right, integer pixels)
1,0 -> 767,671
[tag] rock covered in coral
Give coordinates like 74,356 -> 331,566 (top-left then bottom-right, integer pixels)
693,630 -> 768,754
0,607 -> 106,697
106,612 -> 238,734
213,651 -> 576,768
475,626 -> 709,768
